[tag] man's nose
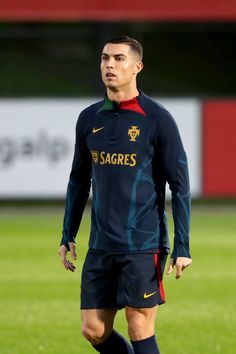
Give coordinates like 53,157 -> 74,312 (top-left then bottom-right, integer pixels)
106,57 -> 114,68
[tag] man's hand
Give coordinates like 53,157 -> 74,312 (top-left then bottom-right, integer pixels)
166,257 -> 192,279
58,242 -> 77,272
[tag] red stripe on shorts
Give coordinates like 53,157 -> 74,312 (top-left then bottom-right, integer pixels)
154,252 -> 166,303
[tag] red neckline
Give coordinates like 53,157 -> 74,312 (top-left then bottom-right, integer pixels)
119,97 -> 146,116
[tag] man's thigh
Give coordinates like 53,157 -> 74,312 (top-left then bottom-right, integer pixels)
81,249 -> 119,309
117,251 -> 168,308
81,249 -> 168,309
125,306 -> 158,341
125,306 -> 158,340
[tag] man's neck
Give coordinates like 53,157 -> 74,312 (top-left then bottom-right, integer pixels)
107,87 -> 139,103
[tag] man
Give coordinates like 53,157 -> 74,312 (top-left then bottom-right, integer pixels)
59,35 -> 192,354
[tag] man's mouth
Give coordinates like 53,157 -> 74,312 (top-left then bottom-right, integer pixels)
106,73 -> 116,78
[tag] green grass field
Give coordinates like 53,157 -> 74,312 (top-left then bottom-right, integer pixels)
0,203 -> 236,354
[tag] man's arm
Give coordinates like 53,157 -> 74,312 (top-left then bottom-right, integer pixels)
157,110 -> 192,279
59,112 -> 92,271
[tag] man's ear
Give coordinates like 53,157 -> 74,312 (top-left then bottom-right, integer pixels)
134,61 -> 144,75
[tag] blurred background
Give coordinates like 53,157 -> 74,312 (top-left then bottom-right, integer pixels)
0,1 -> 236,354
0,0 -> 236,199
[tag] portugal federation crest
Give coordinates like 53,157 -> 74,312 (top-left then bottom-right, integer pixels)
128,126 -> 140,142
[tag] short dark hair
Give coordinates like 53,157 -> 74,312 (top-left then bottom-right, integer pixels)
103,35 -> 143,60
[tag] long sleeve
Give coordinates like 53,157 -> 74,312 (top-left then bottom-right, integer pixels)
157,111 -> 191,259
60,112 -> 92,250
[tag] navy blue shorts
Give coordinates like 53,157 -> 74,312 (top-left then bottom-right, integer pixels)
80,249 -> 168,309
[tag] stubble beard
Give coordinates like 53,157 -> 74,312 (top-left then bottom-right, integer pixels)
106,83 -> 119,92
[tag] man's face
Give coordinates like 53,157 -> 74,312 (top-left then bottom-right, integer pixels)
100,43 -> 142,91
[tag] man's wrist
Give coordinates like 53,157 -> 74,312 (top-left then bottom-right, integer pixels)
171,244 -> 191,259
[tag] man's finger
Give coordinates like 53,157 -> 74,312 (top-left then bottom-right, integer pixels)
58,244 -> 67,262
64,259 -> 76,272
166,259 -> 174,275
69,242 -> 77,260
166,264 -> 173,275
175,264 -> 183,279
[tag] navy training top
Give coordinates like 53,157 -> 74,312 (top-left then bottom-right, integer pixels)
60,91 -> 191,259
